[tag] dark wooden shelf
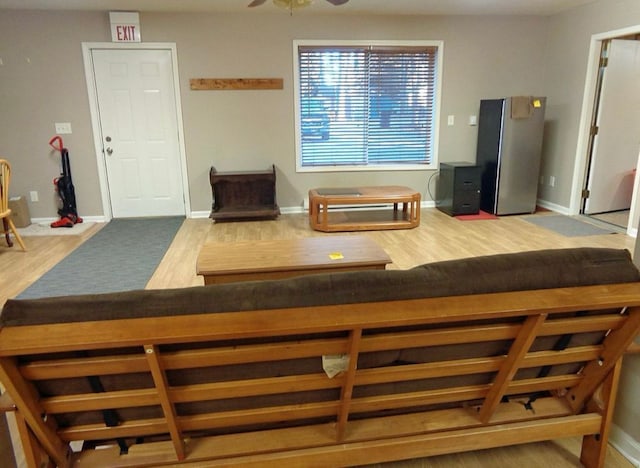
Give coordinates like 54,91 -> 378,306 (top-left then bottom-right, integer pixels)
209,165 -> 280,221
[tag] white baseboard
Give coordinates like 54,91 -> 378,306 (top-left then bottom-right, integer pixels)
281,206 -> 304,214
30,216 -> 107,225
610,425 -> 640,467
535,199 -> 570,215
191,208 -> 302,216
32,200 -> 597,223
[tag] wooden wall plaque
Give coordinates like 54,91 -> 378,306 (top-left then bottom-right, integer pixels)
190,78 -> 283,90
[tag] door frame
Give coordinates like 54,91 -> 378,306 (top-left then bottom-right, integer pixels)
82,42 -> 190,221
570,25 -> 640,236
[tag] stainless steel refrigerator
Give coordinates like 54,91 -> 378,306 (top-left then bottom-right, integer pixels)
476,97 -> 546,215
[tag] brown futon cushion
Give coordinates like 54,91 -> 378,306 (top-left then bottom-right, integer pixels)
2,247 -> 638,327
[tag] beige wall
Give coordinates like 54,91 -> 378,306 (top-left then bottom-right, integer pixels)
0,10 -> 547,218
540,0 -> 640,210
0,11 -> 110,218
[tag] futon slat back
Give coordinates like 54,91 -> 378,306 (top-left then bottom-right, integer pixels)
0,283 -> 639,466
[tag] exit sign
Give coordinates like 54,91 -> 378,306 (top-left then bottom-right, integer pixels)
110,12 -> 141,43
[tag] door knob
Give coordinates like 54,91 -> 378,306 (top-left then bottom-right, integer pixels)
106,147 -> 113,155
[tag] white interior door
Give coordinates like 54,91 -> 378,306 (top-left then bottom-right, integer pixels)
585,39 -> 640,215
91,48 -> 185,218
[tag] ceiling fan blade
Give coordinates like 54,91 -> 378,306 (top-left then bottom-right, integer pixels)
248,0 -> 268,7
326,0 -> 349,5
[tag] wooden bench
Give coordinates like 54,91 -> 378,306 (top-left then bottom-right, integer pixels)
209,165 -> 280,221
309,185 -> 421,232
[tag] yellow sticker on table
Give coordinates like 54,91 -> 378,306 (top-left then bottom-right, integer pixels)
329,252 -> 344,260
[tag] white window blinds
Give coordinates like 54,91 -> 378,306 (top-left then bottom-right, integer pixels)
297,44 -> 439,169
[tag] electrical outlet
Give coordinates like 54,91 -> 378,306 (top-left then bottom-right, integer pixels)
549,175 -> 556,187
30,191 -> 39,202
447,115 -> 455,126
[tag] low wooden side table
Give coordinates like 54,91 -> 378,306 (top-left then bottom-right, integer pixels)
309,186 -> 421,232
196,235 -> 391,285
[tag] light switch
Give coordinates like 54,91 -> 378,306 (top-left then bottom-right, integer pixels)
447,115 -> 455,126
55,122 -> 72,134
469,115 -> 477,126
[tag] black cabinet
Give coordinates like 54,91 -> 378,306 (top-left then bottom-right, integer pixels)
436,162 -> 482,216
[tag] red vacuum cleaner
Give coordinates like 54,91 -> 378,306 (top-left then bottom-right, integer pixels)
49,136 -> 83,228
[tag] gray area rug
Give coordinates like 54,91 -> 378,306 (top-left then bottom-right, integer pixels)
523,215 -> 616,237
18,217 -> 184,299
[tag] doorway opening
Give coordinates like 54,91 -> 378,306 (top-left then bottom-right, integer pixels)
576,29 -> 640,235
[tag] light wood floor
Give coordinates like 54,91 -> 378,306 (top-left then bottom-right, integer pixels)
0,208 -> 636,467
590,210 -> 631,230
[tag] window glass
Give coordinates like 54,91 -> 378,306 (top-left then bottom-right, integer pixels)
295,41 -> 442,172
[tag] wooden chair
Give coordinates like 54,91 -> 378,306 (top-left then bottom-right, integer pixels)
0,159 -> 26,251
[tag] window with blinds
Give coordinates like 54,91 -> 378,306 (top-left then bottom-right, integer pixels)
294,41 -> 442,171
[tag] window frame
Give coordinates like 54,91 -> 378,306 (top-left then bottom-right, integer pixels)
293,39 -> 444,173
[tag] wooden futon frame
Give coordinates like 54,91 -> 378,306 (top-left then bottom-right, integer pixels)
0,284 -> 639,467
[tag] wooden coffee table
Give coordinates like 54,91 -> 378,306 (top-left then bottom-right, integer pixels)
196,235 -> 392,285
309,186 -> 421,232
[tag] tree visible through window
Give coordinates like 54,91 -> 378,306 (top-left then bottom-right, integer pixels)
295,41 -> 442,171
